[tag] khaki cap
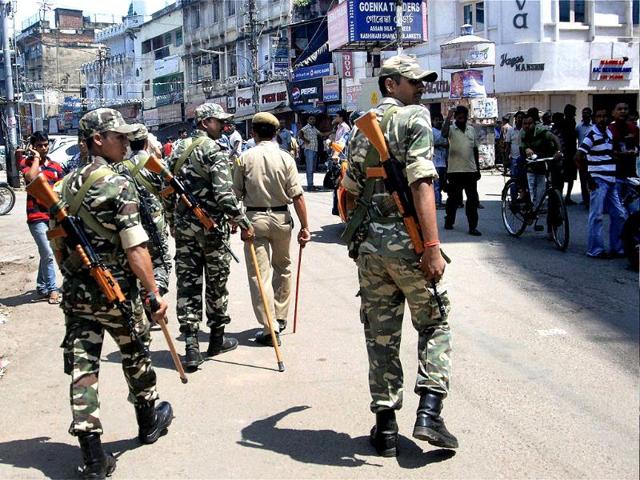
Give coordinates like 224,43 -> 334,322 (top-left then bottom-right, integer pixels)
195,103 -> 233,123
252,112 -> 279,128
127,123 -> 148,141
379,55 -> 438,82
79,108 -> 140,140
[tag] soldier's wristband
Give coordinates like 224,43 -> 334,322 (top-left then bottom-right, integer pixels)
423,240 -> 440,248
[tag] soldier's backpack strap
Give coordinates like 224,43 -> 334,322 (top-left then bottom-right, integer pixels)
62,167 -> 120,245
172,137 -> 206,176
341,106 -> 399,244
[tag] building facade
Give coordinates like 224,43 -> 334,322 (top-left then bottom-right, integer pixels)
16,8 -> 115,134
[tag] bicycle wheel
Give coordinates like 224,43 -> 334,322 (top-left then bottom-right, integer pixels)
547,188 -> 569,251
501,179 -> 527,237
0,183 -> 16,215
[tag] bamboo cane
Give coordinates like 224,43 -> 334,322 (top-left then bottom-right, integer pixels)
148,296 -> 188,383
248,241 -> 285,372
293,245 -> 303,333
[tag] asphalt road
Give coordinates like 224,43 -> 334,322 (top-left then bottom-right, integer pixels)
0,172 -> 638,479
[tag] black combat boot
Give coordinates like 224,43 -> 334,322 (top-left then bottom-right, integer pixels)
413,391 -> 459,449
135,400 -> 174,444
183,333 -> 203,371
78,433 -> 116,479
369,409 -> 399,457
206,327 -> 239,357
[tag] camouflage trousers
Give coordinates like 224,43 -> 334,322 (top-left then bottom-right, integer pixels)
356,253 -> 452,413
63,300 -> 159,436
149,225 -> 172,295
174,223 -> 231,334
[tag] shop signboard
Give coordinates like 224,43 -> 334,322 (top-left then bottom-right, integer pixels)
328,0 -> 427,50
288,78 -> 324,112
236,87 -> 255,116
209,96 -> 228,112
323,75 -> 340,102
450,70 -> 486,99
469,97 -> 498,120
157,103 -> 183,124
441,41 -> 495,69
342,52 -> 354,78
259,82 -> 288,111
271,35 -> 290,75
292,63 -> 332,82
154,55 -> 181,77
143,108 -> 160,127
590,58 -> 633,81
344,84 -> 363,110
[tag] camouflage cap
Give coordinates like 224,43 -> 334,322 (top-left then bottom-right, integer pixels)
127,123 -> 148,141
379,55 -> 438,82
195,103 -> 233,123
252,112 -> 279,128
78,108 -> 139,140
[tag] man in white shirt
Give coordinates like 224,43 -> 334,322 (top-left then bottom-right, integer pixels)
431,112 -> 448,208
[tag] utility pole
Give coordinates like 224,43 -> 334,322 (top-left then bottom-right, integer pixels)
97,47 -> 105,107
247,0 -> 259,114
395,0 -> 403,55
1,0 -> 19,187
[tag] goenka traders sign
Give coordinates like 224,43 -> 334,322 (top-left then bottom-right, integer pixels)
328,0 -> 427,51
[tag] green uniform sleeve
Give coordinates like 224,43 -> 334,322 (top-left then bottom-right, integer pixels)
206,149 -> 251,229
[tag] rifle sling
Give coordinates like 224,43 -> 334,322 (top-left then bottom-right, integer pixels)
172,137 -> 207,176
341,106 -> 398,244
123,154 -> 159,196
62,167 -> 120,246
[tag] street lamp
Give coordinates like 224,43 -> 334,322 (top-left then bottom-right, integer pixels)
199,48 -> 259,114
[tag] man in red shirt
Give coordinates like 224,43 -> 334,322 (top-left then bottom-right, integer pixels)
21,131 -> 65,303
162,137 -> 174,158
609,103 -> 639,198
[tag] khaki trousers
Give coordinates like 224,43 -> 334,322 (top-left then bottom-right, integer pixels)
244,211 -> 293,333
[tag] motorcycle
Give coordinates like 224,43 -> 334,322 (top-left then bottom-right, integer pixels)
0,182 -> 16,215
621,177 -> 640,271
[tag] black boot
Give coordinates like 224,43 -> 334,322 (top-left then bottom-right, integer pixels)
206,327 -> 238,356
369,410 -> 399,457
413,392 -> 458,448
135,400 -> 174,444
183,333 -> 203,371
78,433 -> 116,479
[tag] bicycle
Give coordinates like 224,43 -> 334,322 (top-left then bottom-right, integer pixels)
0,182 -> 16,215
501,156 -> 570,251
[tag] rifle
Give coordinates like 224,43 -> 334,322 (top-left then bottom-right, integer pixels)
354,111 -> 450,316
137,189 -> 170,275
144,154 -> 239,263
26,174 -> 149,356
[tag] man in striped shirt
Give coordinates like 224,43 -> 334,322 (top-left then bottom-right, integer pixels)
576,109 -> 627,259
21,131 -> 65,302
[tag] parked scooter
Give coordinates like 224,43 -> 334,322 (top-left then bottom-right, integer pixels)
0,182 -> 16,215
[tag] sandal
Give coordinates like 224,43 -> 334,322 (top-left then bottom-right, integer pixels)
48,292 -> 61,304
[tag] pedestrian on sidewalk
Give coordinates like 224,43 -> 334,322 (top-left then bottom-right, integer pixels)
165,103 -> 253,371
432,112 -> 448,209
561,104 -> 579,205
576,108 -> 627,258
233,112 -> 311,346
54,108 -> 173,478
342,55 -> 458,457
442,105 -> 482,236
297,116 -> 330,191
576,107 -> 594,207
21,131 -> 64,304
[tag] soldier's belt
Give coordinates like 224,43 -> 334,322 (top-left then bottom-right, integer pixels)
246,206 -> 288,212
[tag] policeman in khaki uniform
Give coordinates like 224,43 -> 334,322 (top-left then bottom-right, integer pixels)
342,56 -> 458,457
232,112 -> 311,346
53,109 -> 173,478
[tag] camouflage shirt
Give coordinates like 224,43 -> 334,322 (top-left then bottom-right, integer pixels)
165,129 -> 250,230
53,156 -> 149,312
343,97 -> 437,259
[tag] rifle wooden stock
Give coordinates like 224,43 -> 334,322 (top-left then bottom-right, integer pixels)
26,175 -> 61,213
355,113 -> 425,256
355,112 -> 390,161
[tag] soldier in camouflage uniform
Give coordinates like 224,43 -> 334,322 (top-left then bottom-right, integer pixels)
52,109 -> 174,478
165,103 -> 253,371
342,56 -> 458,456
112,125 -> 172,300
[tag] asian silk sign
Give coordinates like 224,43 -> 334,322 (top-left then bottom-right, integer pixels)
328,0 -> 427,51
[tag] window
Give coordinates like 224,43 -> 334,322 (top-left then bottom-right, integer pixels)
117,82 -> 122,96
151,35 -> 165,50
142,40 -> 151,54
227,45 -> 237,76
154,46 -> 170,60
144,80 -> 150,92
175,29 -> 183,47
633,0 -> 639,25
463,2 -> 484,33
212,56 -> 220,80
227,1 -> 236,16
190,5 -> 200,29
559,0 -> 585,23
